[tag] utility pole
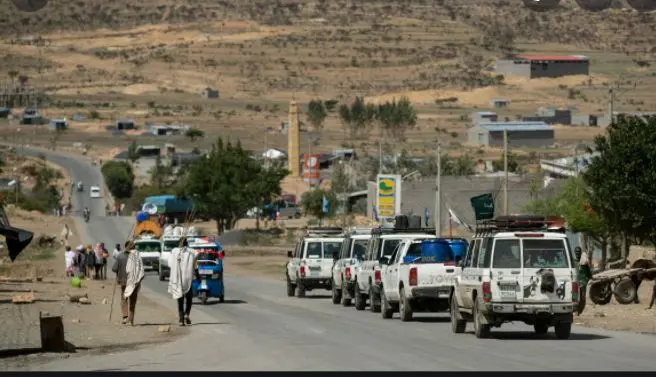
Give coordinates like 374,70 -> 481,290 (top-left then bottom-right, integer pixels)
503,129 -> 509,216
378,128 -> 383,174
435,142 -> 441,237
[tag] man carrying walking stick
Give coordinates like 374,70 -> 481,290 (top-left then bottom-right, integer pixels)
112,241 -> 145,325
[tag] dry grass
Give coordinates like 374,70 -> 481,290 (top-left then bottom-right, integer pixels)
1,1 -> 655,160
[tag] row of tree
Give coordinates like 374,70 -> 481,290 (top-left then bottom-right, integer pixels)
525,115 -> 656,267
307,96 -> 418,140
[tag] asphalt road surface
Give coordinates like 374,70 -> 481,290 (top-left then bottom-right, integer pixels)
17,147 -> 656,371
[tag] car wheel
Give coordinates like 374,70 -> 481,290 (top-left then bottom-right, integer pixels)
331,280 -> 341,304
296,281 -> 306,298
369,286 -> 381,313
399,287 -> 413,322
381,289 -> 393,319
554,322 -> 572,340
450,294 -> 466,334
473,299 -> 491,339
354,284 -> 365,311
341,280 -> 352,307
534,322 -> 549,336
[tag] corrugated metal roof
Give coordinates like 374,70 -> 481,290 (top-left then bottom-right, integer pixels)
477,122 -> 553,132
516,54 -> 588,61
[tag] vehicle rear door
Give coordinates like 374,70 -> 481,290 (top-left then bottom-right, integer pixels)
383,241 -> 404,301
490,238 -> 523,303
333,238 -> 351,286
321,239 -> 343,278
288,240 -> 303,281
520,236 -> 573,304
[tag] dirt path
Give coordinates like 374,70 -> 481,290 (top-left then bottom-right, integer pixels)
0,210 -> 189,370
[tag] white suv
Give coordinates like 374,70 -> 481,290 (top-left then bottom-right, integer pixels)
286,227 -> 344,298
331,228 -> 372,306
353,227 -> 437,313
450,216 -> 579,339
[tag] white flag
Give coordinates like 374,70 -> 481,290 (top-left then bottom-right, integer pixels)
448,208 -> 464,226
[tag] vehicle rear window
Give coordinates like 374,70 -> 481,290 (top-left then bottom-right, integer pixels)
135,242 -> 161,252
306,242 -> 322,258
522,239 -> 569,269
492,239 -> 521,269
381,239 -> 400,258
351,239 -> 369,260
323,242 -> 342,259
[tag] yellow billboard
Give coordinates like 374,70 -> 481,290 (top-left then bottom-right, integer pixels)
376,174 -> 401,219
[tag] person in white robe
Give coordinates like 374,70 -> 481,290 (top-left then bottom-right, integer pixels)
168,237 -> 198,326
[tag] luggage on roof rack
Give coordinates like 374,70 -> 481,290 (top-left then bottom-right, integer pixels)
304,227 -> 344,237
371,227 -> 436,236
474,215 -> 561,236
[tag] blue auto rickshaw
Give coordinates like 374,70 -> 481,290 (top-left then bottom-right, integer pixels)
190,239 -> 225,304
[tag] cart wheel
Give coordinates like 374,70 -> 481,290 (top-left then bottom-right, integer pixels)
613,278 -> 637,305
200,291 -> 208,305
589,282 -> 612,305
219,295 -> 225,303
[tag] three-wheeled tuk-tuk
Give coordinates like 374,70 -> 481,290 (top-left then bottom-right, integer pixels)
190,239 -> 225,304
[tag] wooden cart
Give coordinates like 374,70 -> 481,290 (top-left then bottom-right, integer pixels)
588,266 -> 656,305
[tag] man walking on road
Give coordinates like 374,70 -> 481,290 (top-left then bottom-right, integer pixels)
112,242 -> 145,325
168,237 -> 198,326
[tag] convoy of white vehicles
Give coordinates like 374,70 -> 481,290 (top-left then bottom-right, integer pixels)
286,215 -> 581,340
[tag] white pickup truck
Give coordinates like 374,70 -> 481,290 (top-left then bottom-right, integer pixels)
380,238 -> 460,321
133,235 -> 161,270
353,228 -> 438,313
286,227 -> 344,298
331,229 -> 371,306
450,216 -> 579,339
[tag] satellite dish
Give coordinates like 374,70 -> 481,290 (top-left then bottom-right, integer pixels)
626,0 -> 656,12
575,0 -> 613,11
142,203 -> 158,215
523,0 -> 561,12
11,0 -> 49,12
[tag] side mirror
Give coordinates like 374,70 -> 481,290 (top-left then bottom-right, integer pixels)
333,251 -> 339,261
287,251 -> 293,258
379,256 -> 389,265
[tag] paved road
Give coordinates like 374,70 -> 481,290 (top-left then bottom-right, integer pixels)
18,147 -> 656,371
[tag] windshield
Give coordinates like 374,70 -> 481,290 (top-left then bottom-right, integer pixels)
522,239 -> 569,269
351,239 -> 369,260
91,188 -> 100,193
134,242 -> 161,253
162,240 -> 179,252
305,241 -> 342,259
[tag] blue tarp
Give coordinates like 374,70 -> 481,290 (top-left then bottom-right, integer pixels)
403,240 -> 455,264
144,195 -> 193,214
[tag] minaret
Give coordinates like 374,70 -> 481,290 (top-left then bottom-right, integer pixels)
288,101 -> 300,177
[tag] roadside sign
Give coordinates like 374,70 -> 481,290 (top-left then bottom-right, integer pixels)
376,174 -> 401,220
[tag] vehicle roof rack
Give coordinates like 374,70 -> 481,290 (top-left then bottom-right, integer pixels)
346,227 -> 373,236
474,215 -> 564,237
304,226 -> 344,237
371,227 -> 436,236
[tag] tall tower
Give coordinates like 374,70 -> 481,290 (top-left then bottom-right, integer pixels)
288,101 -> 300,177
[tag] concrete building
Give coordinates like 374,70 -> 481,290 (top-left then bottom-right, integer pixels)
49,118 -> 68,131
149,124 -> 190,136
468,121 -> 554,148
472,111 -> 498,124
489,99 -> 510,109
522,107 -> 572,125
115,120 -> 135,130
495,55 -> 589,79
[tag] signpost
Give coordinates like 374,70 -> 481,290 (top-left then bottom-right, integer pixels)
376,174 -> 402,221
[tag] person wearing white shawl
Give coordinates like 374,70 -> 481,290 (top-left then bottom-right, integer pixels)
112,241 -> 145,325
168,237 -> 198,326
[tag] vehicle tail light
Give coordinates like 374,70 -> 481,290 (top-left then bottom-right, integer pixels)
409,267 -> 418,286
300,265 -> 306,278
572,281 -> 579,303
374,269 -> 381,285
482,282 -> 492,303
345,267 -> 351,280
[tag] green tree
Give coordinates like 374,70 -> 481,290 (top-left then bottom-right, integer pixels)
183,138 -> 288,234
101,161 -> 135,199
127,140 -> 139,164
185,128 -> 205,142
491,152 -> 520,173
307,99 -> 328,131
582,115 -> 656,263
375,97 -> 417,140
300,188 -> 337,219
338,97 -> 375,139
150,154 -> 173,189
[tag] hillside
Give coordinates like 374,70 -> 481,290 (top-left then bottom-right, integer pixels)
1,0 -> 655,158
